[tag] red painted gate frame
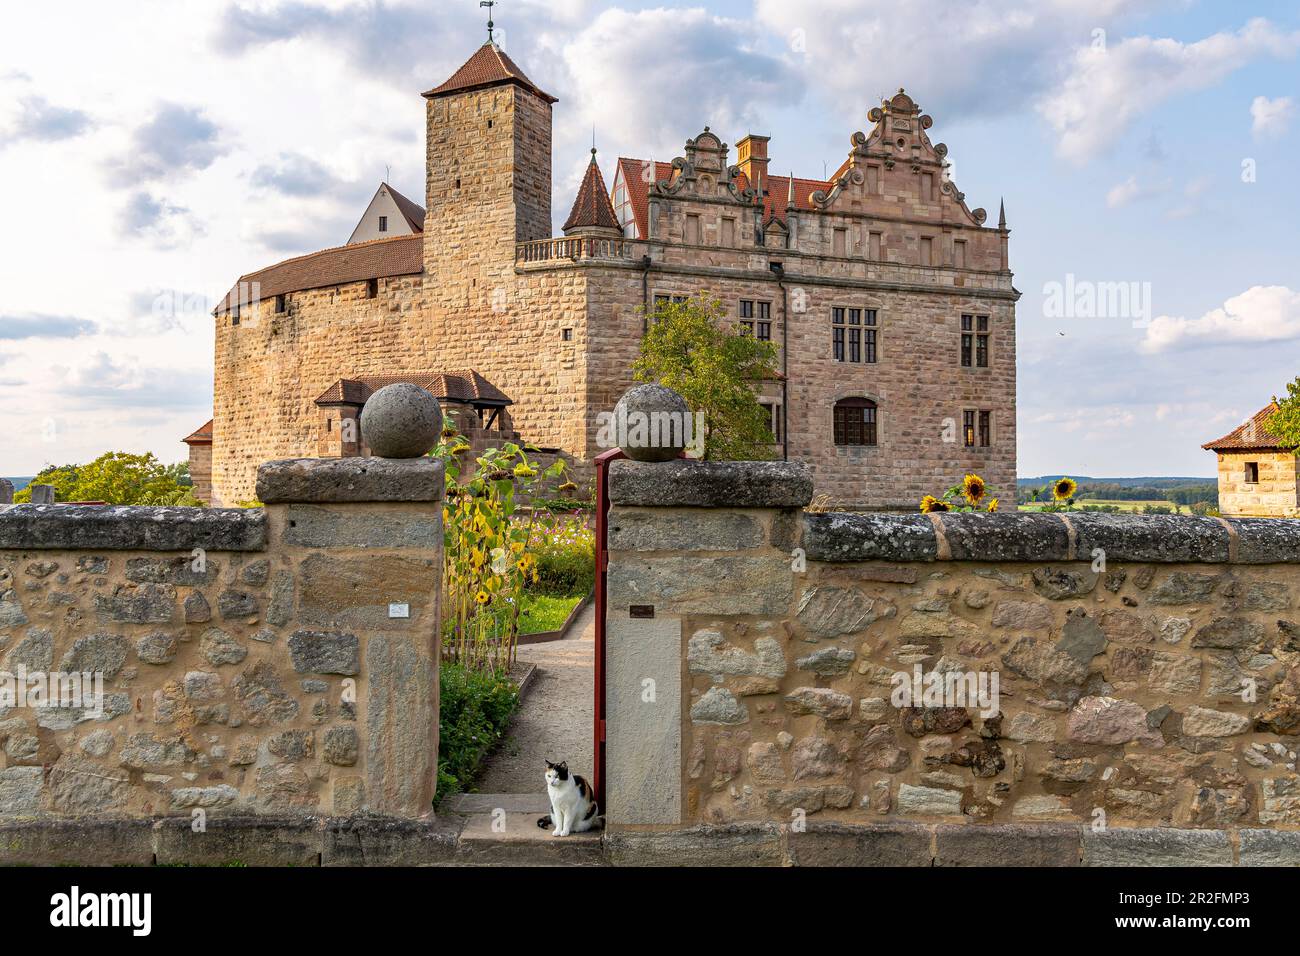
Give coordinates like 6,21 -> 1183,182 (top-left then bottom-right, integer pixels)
592,448 -> 624,809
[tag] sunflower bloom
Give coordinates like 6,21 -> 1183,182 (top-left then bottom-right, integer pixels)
961,473 -> 987,506
987,497 -> 999,513
920,495 -> 950,514
1053,477 -> 1077,501
474,590 -> 490,605
513,464 -> 537,479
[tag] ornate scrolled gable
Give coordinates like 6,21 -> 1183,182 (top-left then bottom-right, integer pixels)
813,88 -> 988,226
652,126 -> 758,206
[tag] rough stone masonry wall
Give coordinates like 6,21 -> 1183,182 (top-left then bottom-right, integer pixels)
604,459 -> 1300,864
0,457 -> 441,830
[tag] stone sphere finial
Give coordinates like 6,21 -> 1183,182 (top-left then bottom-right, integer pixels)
360,383 -> 444,459
613,384 -> 691,462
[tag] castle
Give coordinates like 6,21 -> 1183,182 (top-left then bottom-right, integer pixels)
193,37 -> 1018,508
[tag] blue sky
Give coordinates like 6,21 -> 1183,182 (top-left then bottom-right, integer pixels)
1,0 -> 1296,478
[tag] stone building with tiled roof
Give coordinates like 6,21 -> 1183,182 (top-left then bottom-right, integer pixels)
1203,402 -> 1300,517
195,37 -> 1017,508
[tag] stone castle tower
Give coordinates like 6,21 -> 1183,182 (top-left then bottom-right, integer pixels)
202,40 -> 1017,509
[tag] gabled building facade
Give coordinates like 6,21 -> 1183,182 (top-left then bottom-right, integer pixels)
1203,402 -> 1300,517
347,182 -> 426,244
201,40 -> 1017,508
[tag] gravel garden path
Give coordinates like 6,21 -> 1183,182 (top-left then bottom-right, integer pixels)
475,603 -> 595,794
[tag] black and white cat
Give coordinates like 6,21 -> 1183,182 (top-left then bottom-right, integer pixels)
537,760 -> 602,836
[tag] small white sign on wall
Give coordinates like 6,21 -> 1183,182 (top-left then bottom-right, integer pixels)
388,602 -> 410,619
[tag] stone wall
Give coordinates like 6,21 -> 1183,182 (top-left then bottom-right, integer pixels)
1216,450 -> 1300,518
0,457 -> 441,825
604,459 -> 1300,856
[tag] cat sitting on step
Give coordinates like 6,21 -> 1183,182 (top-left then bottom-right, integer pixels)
537,760 -> 603,836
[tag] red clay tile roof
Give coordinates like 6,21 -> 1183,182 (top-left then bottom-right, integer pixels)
616,158 -> 674,239
736,171 -> 832,224
314,371 -> 512,408
385,182 -> 426,232
616,156 -> 830,237
423,42 -> 557,103
1203,402 -> 1293,452
215,234 -> 422,315
182,419 -> 213,445
564,152 -> 620,232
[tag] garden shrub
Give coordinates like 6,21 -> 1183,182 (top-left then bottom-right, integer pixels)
435,661 -> 520,805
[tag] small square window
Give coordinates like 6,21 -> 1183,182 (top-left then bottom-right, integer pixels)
275,294 -> 286,314
1245,462 -> 1260,483
562,328 -> 573,341
378,215 -> 388,233
366,278 -> 379,299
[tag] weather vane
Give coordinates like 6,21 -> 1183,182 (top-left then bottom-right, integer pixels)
480,0 -> 495,42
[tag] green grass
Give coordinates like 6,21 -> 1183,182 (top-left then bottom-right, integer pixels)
518,593 -> 582,634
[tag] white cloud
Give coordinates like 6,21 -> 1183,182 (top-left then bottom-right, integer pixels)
1106,176 -> 1141,208
1251,94 -> 1295,138
560,7 -> 804,161
1141,285 -> 1300,353
1040,18 -> 1300,163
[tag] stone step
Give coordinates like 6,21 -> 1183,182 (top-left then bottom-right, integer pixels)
454,811 -> 604,866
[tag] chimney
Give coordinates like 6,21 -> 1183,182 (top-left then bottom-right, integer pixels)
736,134 -> 770,197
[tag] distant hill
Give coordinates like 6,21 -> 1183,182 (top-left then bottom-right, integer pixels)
1018,476 -> 1213,489
5,477 -> 33,493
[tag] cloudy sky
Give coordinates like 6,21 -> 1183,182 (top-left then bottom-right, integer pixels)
1,0 -> 1297,479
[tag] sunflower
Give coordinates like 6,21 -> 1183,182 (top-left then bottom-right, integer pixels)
558,481 -> 578,493
987,497 -> 999,513
513,464 -> 537,479
920,495 -> 950,514
474,590 -> 490,605
1052,477 -> 1078,501
961,473 -> 987,506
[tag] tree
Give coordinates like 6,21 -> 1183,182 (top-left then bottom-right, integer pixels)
13,452 -> 201,505
1267,376 -> 1300,452
632,294 -> 781,460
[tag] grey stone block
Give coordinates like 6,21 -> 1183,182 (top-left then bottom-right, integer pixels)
283,504 -> 442,549
288,630 -> 360,675
608,554 -> 792,616
256,457 -> 444,504
1238,829 -> 1300,866
152,816 -> 322,866
323,816 -> 461,866
1072,513 -> 1231,563
606,615 -> 680,825
789,822 -> 933,866
1231,518 -> 1300,564
935,824 -> 1081,866
1083,827 -> 1232,866
939,513 -> 1071,562
607,509 -> 766,552
608,459 -> 813,508
0,819 -> 155,866
365,636 -> 437,816
604,825 -> 784,866
0,505 -> 266,551
802,512 -> 938,562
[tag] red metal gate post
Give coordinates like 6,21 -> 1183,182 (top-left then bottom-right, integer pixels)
592,448 -> 625,810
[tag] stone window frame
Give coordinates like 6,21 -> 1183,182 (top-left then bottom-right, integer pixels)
758,399 -> 782,443
832,393 -> 881,449
962,408 -> 993,448
1245,461 -> 1260,485
960,313 -> 990,368
651,292 -> 688,324
832,306 -> 880,364
738,298 -> 772,341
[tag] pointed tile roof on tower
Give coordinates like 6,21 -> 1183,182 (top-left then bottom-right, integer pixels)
564,149 -> 621,232
423,41 -> 557,103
